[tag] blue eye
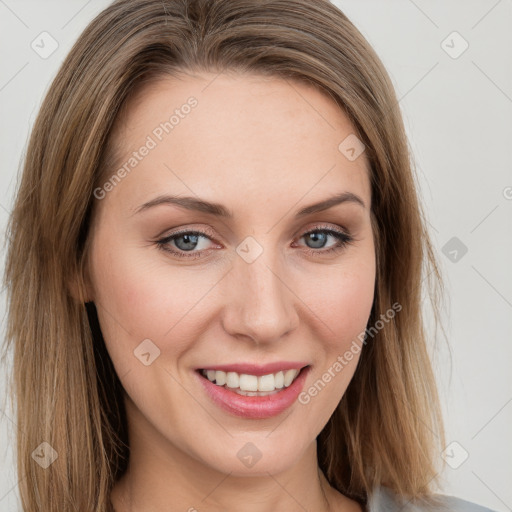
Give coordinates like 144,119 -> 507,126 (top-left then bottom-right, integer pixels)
156,225 -> 353,260
156,230 -> 214,259
299,229 -> 351,252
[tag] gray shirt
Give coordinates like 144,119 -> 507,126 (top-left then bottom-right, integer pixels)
367,486 -> 497,511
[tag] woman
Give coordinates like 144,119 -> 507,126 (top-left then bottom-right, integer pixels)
2,0 -> 497,511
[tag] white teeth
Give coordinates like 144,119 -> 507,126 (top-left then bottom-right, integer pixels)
284,369 -> 298,387
274,371 -> 284,389
215,370 -> 226,386
239,374 -> 258,392
258,373 -> 276,392
226,371 -> 239,389
201,368 -> 302,392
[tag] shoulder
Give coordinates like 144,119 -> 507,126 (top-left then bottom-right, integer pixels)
366,485 -> 498,512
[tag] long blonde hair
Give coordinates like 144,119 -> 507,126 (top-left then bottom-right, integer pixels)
2,0 -> 445,510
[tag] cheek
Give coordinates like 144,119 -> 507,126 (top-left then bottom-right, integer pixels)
326,266 -> 375,345
295,250 -> 375,409
298,249 -> 376,348
87,228 -> 212,363
296,270 -> 374,424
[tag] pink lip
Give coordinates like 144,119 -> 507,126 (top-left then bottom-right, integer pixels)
196,365 -> 311,419
197,361 -> 309,376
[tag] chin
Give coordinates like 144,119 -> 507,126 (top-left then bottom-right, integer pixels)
191,429 -> 313,477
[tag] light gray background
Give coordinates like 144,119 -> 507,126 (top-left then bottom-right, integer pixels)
1,1 -> 511,511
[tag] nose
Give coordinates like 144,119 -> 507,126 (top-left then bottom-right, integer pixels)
221,249 -> 300,345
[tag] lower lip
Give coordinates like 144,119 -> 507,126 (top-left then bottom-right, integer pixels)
196,367 -> 310,419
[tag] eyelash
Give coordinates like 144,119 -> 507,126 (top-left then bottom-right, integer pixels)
155,224 -> 353,260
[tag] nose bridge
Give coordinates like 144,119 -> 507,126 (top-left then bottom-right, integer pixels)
222,243 -> 299,343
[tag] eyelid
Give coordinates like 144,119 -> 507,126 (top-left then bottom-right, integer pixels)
156,224 -> 217,239
296,221 -> 350,237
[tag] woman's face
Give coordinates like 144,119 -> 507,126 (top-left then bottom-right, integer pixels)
86,71 -> 375,476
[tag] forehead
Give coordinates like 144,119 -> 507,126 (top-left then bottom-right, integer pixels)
102,71 -> 371,216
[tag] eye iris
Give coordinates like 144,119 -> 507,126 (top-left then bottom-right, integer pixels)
175,234 -> 200,251
306,232 -> 327,249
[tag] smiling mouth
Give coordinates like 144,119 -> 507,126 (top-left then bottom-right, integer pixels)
198,367 -> 308,396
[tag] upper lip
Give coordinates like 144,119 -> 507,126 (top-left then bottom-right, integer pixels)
196,361 -> 310,376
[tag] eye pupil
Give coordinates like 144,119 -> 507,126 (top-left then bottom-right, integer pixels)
306,232 -> 327,249
175,234 -> 199,251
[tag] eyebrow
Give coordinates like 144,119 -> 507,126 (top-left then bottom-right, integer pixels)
133,191 -> 366,218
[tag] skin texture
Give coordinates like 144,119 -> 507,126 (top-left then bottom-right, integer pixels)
85,71 -> 375,512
